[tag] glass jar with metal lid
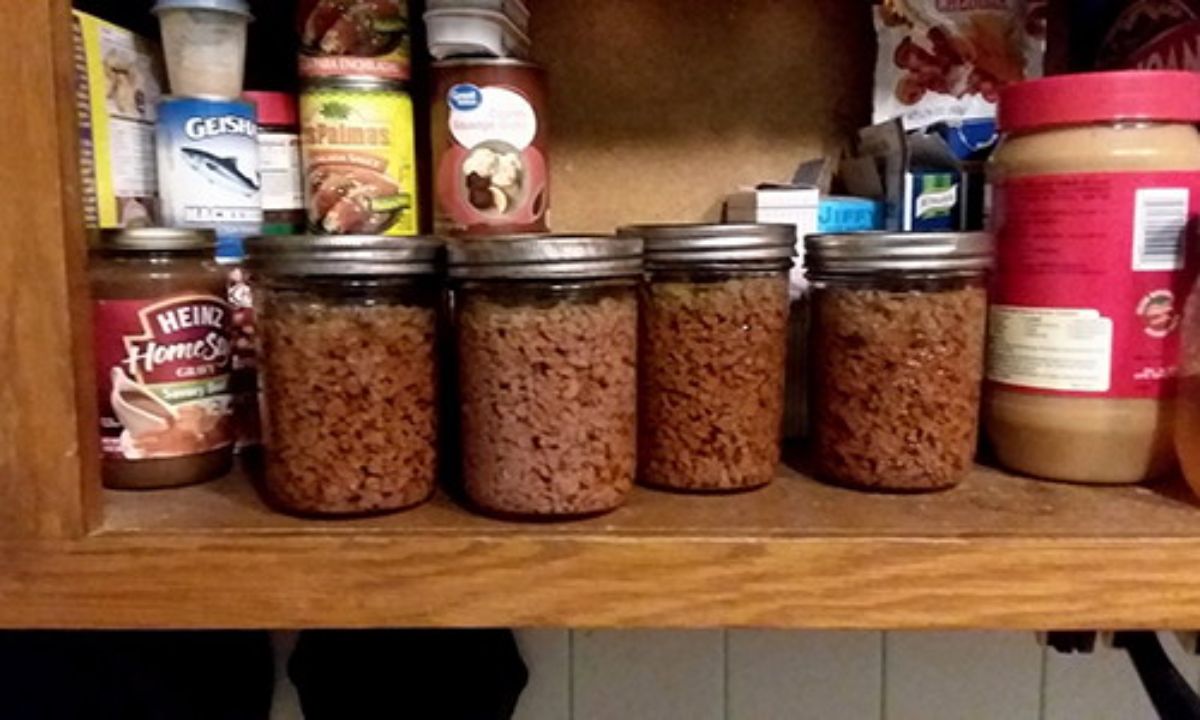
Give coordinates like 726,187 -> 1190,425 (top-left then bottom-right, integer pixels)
448,235 -> 642,519
805,232 -> 993,492
617,223 -> 793,493
245,235 -> 443,517
90,227 -> 235,490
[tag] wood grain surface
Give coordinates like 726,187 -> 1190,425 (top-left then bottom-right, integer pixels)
0,0 -> 99,539
528,0 -> 874,232
1,464 -> 1199,629
9,0 -> 1200,631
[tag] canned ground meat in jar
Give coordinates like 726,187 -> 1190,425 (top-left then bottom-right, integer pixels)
806,232 -> 992,493
90,228 -> 235,489
433,60 -> 548,236
988,70 -> 1200,484
449,236 -> 642,519
300,78 -> 419,236
245,235 -> 442,517
617,224 -> 792,493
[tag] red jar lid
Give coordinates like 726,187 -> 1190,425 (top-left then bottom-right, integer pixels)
998,70 -> 1200,133
244,91 -> 297,128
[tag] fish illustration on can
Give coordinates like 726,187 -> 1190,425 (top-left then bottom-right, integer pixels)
182,147 -> 261,198
157,96 -> 263,245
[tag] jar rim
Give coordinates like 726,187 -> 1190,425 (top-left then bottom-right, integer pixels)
618,223 -> 795,268
93,227 -> 217,254
245,235 -> 444,277
805,232 -> 994,276
447,234 -> 643,280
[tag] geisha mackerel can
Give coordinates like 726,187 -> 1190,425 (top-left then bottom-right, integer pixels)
300,77 -> 419,235
156,96 -> 263,257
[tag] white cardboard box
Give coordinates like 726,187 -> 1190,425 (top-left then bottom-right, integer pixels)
725,186 -> 819,298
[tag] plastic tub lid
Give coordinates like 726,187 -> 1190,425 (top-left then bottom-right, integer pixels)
244,91 -> 297,127
998,70 -> 1200,132
426,0 -> 530,26
423,7 -> 532,43
152,0 -> 253,19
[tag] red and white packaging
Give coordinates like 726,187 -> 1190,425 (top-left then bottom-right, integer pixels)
989,71 -> 1200,399
873,0 -> 1045,129
93,293 -> 234,460
432,59 -> 549,236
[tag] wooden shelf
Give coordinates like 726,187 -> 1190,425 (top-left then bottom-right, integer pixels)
6,2 -> 1200,632
6,462 -> 1200,630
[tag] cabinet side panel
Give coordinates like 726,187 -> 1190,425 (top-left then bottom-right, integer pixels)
0,0 -> 99,538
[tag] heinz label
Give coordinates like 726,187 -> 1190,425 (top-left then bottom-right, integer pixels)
156,97 -> 262,239
93,294 -> 234,460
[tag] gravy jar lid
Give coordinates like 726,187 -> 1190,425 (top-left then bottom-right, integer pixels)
617,223 -> 795,268
94,227 -> 217,253
448,234 -> 643,280
805,232 -> 994,275
245,235 -> 444,277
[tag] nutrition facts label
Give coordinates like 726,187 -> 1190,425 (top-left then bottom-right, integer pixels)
988,305 -> 1113,393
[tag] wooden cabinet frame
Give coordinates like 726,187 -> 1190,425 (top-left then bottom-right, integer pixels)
5,0 -> 1200,631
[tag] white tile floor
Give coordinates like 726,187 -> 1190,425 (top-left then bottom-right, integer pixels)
271,630 -> 1198,719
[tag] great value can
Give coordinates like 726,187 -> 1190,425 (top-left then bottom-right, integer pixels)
297,0 -> 411,82
432,59 -> 549,235
300,78 -> 419,235
156,96 -> 262,255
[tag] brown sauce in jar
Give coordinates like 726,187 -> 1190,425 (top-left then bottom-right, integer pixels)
90,228 -> 234,489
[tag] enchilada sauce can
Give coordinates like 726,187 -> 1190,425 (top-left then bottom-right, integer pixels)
433,59 -> 549,236
300,78 -> 419,235
297,0 -> 411,82
156,96 -> 263,242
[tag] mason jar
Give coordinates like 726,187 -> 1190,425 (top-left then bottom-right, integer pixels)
618,223 -> 793,493
448,235 -> 642,519
245,235 -> 443,517
805,232 -> 993,492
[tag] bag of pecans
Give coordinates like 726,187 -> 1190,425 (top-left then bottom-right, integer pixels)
873,0 -> 1046,129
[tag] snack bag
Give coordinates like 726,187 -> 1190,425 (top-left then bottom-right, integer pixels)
873,0 -> 1045,129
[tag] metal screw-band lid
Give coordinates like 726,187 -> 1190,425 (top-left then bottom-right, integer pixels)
805,232 -> 994,275
447,235 -> 643,280
618,223 -> 795,269
245,235 -> 443,277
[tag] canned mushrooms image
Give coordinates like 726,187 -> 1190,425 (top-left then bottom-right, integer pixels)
433,59 -> 549,235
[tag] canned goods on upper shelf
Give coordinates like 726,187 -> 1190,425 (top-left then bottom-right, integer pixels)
424,0 -> 532,60
297,0 -> 413,83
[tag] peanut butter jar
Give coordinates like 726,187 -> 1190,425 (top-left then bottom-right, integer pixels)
90,228 -> 235,489
988,70 -> 1200,484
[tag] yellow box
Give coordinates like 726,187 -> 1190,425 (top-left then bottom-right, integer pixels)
73,10 -> 165,228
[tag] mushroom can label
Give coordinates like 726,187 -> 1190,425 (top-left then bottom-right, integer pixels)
300,83 -> 419,235
433,62 -> 549,235
156,97 -> 263,238
93,294 -> 234,460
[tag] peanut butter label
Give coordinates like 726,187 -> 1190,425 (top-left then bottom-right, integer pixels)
93,294 -> 234,460
990,171 -> 1200,398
